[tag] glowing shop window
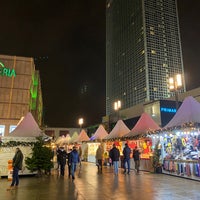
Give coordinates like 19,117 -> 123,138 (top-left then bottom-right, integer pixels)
9,125 -> 17,133
0,125 -> 5,136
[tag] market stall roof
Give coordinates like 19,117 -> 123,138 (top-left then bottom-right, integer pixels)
7,112 -> 43,137
73,129 -> 90,143
164,96 -> 200,129
55,134 -> 71,146
104,120 -> 130,140
124,112 -> 160,138
70,132 -> 79,143
90,125 -> 108,140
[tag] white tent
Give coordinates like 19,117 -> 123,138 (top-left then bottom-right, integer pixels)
104,120 -> 130,140
164,96 -> 200,129
124,112 -> 160,138
55,134 -> 71,146
3,112 -> 43,142
73,129 -> 90,143
70,132 -> 79,143
90,125 -> 108,140
7,112 -> 42,137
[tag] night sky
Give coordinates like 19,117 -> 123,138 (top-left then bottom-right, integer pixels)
0,0 -> 200,128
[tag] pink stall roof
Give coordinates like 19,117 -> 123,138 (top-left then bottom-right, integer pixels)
124,112 -> 160,138
73,129 -> 90,143
90,125 -> 108,140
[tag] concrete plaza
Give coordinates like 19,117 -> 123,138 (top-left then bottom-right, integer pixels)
0,162 -> 200,200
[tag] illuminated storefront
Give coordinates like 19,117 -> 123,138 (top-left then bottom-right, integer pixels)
0,55 -> 43,136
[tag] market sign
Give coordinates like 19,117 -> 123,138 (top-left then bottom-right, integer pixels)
160,107 -> 176,113
0,61 -> 16,77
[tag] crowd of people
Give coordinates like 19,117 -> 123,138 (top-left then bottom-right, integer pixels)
108,143 -> 141,175
56,145 -> 80,180
7,143 -> 140,191
54,143 -> 141,177
55,143 -> 141,177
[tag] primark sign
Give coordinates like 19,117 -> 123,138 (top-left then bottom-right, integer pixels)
0,61 -> 16,77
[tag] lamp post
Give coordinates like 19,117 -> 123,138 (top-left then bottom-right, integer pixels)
114,100 -> 121,121
78,118 -> 84,132
169,74 -> 182,111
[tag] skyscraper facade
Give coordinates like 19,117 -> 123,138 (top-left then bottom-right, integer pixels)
106,0 -> 185,115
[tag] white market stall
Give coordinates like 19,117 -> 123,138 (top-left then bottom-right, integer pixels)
73,129 -> 90,162
123,112 -> 161,172
0,112 -> 44,177
87,125 -> 108,163
159,96 -> 200,181
104,120 -> 130,167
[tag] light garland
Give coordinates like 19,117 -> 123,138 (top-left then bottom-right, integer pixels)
0,141 -> 36,147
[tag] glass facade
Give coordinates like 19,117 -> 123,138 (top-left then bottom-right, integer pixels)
106,0 -> 185,115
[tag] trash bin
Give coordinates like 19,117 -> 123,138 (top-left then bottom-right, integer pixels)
8,160 -> 13,181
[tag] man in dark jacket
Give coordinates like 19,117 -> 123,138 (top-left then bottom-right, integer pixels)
7,147 -> 23,190
57,146 -> 67,176
133,146 -> 140,173
67,149 -> 72,178
123,143 -> 131,174
109,144 -> 120,175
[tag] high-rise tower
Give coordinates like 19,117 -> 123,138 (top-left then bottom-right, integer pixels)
106,0 -> 185,115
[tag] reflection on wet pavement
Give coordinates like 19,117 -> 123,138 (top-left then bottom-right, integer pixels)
0,162 -> 200,200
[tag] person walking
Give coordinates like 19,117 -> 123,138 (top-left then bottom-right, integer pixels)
7,147 -> 23,190
95,144 -> 104,172
123,143 -> 131,174
56,145 -> 60,170
133,146 -> 140,174
109,144 -> 120,175
69,146 -> 80,180
57,146 -> 67,176
78,146 -> 82,167
67,148 -> 72,178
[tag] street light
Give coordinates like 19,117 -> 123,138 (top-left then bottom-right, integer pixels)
169,74 -> 183,111
114,100 -> 121,121
78,118 -> 84,131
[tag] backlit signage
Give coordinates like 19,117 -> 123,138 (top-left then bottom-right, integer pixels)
160,107 -> 176,113
0,61 -> 16,77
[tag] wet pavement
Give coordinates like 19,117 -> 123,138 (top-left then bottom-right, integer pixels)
0,162 -> 200,200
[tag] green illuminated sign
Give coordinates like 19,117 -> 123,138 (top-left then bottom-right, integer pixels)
0,61 -> 16,77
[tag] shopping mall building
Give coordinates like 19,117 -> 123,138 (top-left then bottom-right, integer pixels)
102,87 -> 200,132
0,54 -> 43,136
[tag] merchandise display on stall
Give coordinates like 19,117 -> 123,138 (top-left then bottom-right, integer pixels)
157,96 -> 200,181
87,142 -> 101,162
160,128 -> 200,180
138,139 -> 153,159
